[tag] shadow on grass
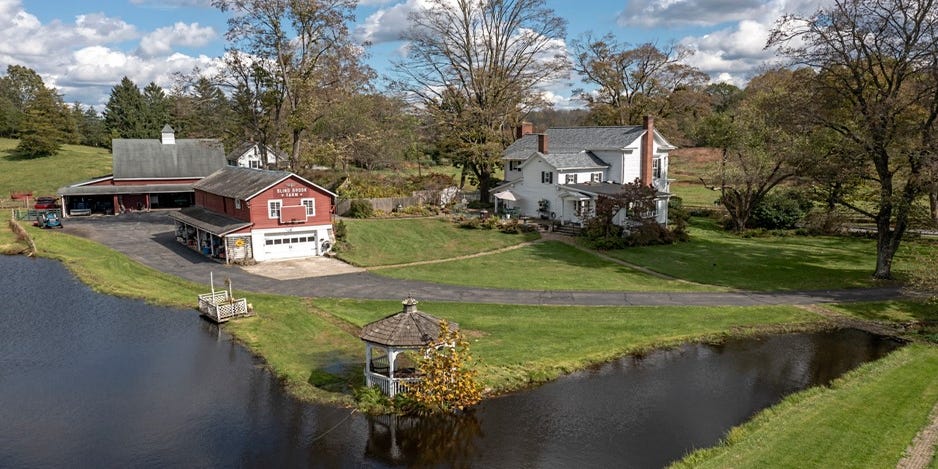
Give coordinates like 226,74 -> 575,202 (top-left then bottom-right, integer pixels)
606,218 -> 885,291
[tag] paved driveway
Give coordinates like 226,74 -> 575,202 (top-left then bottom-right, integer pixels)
61,211 -> 903,306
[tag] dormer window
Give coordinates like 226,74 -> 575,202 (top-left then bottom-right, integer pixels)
565,173 -> 576,184
509,160 -> 521,171
591,172 -> 602,183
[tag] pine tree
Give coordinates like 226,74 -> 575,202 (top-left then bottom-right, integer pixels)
104,76 -> 147,140
16,86 -> 67,158
142,82 -> 170,137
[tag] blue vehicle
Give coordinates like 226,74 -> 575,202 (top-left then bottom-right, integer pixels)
35,211 -> 63,229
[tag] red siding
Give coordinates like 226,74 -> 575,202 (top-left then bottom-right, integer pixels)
194,190 -> 252,222
248,176 -> 333,230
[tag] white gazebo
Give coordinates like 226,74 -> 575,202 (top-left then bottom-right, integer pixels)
359,297 -> 456,397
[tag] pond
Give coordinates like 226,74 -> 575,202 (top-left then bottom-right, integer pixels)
0,256 -> 902,468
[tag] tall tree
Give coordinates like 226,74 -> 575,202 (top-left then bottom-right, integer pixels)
571,34 -> 709,128
697,69 -> 812,231
16,86 -> 68,158
171,76 -> 232,140
214,0 -> 371,170
0,65 -> 46,137
142,82 -> 171,136
104,77 -> 147,140
393,0 -> 569,200
770,0 -> 938,279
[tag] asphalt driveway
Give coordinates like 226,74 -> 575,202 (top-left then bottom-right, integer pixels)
61,211 -> 903,306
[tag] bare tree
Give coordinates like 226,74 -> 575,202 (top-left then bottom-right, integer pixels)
769,0 -> 938,279
393,0 -> 569,201
571,34 -> 708,127
213,0 -> 372,169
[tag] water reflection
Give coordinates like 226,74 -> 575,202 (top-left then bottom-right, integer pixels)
366,413 -> 482,467
0,256 -> 902,468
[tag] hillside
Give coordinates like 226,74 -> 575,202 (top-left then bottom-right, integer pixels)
0,139 -> 112,199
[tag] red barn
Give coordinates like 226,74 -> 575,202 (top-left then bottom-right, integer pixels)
169,166 -> 337,263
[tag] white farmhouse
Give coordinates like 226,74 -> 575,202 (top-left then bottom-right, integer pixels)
493,117 -> 675,226
227,141 -> 289,170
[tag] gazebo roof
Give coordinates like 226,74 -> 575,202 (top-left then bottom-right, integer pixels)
359,298 -> 456,348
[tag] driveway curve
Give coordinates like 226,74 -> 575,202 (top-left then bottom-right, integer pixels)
62,212 -> 903,307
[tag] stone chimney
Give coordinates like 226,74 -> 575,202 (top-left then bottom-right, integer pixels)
641,116 -> 654,186
402,296 -> 418,314
537,133 -> 549,154
515,121 -> 534,140
161,124 -> 175,145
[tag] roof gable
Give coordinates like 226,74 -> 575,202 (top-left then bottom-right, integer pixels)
112,138 -> 226,179
504,126 -> 648,158
226,142 -> 289,163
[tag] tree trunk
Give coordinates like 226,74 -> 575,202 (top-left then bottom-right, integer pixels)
873,230 -> 896,279
930,187 -> 938,225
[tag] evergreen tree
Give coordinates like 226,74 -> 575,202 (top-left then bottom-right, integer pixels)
104,76 -> 147,140
142,81 -> 170,136
0,65 -> 46,137
16,86 -> 67,158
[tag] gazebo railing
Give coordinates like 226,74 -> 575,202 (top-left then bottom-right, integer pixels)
364,369 -> 421,397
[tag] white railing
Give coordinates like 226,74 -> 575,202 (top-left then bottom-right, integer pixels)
364,369 -> 421,397
198,291 -> 249,323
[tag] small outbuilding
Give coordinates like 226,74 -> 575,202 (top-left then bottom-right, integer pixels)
359,298 -> 457,397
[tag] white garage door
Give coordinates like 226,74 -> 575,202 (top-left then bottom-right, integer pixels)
262,231 -> 318,260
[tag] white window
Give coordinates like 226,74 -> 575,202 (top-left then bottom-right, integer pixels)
541,171 -> 553,184
301,198 -> 315,216
249,160 -> 262,169
591,172 -> 602,183
268,199 -> 282,219
565,173 -> 576,184
653,158 -> 662,179
234,199 -> 241,209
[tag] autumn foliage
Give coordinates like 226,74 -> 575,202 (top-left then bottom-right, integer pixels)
409,322 -> 483,413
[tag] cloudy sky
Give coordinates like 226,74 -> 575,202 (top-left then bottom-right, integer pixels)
0,0 -> 820,110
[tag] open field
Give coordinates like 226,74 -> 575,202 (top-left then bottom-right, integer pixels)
605,217 -> 912,291
336,217 -> 538,266
0,138 -> 112,196
673,343 -> 938,468
376,240 -> 720,292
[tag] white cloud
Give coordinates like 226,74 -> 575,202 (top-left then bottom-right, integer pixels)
355,0 -> 429,45
129,0 -> 213,7
139,22 -> 216,57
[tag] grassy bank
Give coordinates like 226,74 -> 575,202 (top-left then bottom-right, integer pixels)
376,240 -> 720,292
606,218 -> 908,291
336,217 -> 538,267
673,343 -> 938,468
312,298 -> 821,391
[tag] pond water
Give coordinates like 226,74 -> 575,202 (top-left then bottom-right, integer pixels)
0,256 -> 902,468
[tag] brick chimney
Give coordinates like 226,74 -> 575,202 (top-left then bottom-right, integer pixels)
641,116 -> 654,186
515,121 -> 534,140
537,133 -> 549,154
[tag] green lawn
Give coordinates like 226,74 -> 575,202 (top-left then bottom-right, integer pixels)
673,343 -> 938,469
605,218 -> 904,291
0,138 -> 112,196
313,298 -> 820,391
376,240 -> 720,291
671,181 -> 720,207
337,217 -> 538,266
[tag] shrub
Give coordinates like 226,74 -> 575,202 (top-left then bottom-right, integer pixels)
802,210 -> 847,235
333,219 -> 348,241
467,200 -> 493,210
409,323 -> 483,414
457,217 -> 481,229
668,197 -> 691,242
625,222 -> 675,246
499,219 -> 521,234
749,191 -> 813,229
347,199 -> 374,218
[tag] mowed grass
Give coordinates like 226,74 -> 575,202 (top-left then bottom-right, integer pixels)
606,218 -> 903,291
673,343 -> 938,469
671,181 -> 721,207
337,217 -> 538,266
376,240 -> 720,291
313,298 -> 821,391
0,138 -> 112,196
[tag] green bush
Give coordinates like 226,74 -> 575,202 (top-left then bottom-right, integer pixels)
347,199 -> 374,218
749,191 -> 813,229
625,222 -> 675,246
333,219 -> 348,241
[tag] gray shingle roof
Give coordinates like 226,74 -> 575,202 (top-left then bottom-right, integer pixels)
194,166 -> 293,200
504,126 -> 646,158
565,182 -> 670,198
359,299 -> 457,347
112,138 -> 226,179
169,206 -> 252,236
540,152 -> 609,170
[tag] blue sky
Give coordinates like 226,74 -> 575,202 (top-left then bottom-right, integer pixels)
1,0 -> 816,109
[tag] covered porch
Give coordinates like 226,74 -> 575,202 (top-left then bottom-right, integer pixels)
169,207 -> 253,264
